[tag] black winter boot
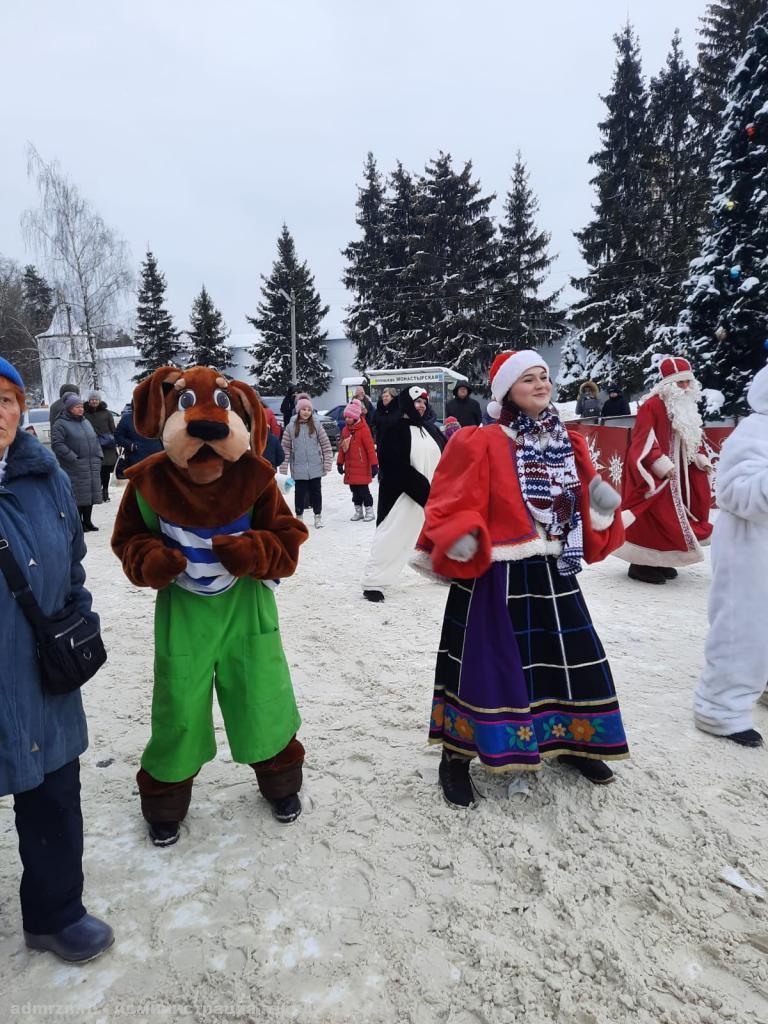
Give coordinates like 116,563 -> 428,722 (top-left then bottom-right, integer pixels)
558,755 -> 615,785
148,821 -> 180,847
628,564 -> 666,585
723,729 -> 763,748
270,793 -> 302,823
438,749 -> 476,808
363,589 -> 385,602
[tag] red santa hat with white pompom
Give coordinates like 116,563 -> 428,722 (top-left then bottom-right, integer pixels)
486,350 -> 550,419
657,355 -> 695,385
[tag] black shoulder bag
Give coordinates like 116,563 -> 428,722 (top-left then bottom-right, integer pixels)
0,536 -> 107,695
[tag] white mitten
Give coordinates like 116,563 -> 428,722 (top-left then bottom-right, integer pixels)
588,476 -> 621,515
447,532 -> 479,562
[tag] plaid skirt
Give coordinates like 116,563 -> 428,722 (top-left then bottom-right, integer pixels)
429,556 -> 630,771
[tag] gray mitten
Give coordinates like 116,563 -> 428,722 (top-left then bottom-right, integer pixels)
588,476 -> 621,515
447,532 -> 479,563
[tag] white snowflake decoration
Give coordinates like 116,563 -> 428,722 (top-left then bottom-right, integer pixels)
608,453 -> 624,487
585,433 -> 604,474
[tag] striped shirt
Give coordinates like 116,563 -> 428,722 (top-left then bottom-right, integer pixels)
158,511 -> 251,597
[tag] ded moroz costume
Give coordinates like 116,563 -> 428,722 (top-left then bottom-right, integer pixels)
614,356 -> 713,584
414,351 -> 630,805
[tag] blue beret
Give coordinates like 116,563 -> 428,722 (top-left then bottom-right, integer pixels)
0,356 -> 24,391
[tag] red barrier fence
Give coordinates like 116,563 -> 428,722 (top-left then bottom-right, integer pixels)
568,423 -> 734,505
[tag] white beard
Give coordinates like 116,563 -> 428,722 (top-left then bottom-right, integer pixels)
650,380 -> 704,462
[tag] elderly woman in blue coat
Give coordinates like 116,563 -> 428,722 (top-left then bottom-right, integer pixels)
0,357 -> 113,963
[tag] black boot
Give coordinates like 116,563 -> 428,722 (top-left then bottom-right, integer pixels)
628,564 -> 666,585
558,754 -> 615,785
363,589 -> 385,602
270,793 -> 302,823
438,750 -> 476,808
148,821 -> 180,847
102,486 -> 110,502
659,567 -> 678,579
25,914 -> 114,964
723,729 -> 763,748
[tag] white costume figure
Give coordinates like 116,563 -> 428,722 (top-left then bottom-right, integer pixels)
693,365 -> 768,748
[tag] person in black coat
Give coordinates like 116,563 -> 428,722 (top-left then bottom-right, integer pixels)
114,402 -> 163,473
601,388 -> 631,419
49,383 -> 80,425
370,388 -> 400,445
280,385 -> 297,427
445,383 -> 482,427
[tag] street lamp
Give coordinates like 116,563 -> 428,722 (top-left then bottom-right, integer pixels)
278,288 -> 297,386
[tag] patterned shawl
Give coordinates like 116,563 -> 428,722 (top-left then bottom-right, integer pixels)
502,408 -> 584,576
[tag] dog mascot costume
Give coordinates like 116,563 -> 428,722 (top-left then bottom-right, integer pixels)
112,366 -> 308,846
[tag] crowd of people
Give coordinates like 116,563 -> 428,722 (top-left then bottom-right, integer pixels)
1,345 -> 766,969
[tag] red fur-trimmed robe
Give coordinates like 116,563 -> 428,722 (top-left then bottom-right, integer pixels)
614,394 -> 713,567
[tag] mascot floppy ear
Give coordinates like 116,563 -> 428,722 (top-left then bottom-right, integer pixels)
228,379 -> 269,455
133,366 -> 184,438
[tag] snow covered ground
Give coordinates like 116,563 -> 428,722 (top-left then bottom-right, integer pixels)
2,471 -> 767,1024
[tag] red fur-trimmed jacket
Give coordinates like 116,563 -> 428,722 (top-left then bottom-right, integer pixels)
413,423 -> 624,580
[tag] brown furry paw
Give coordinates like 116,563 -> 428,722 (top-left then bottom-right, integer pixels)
142,544 -> 187,589
212,533 -> 256,577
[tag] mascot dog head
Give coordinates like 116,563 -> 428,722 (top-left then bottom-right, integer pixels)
133,366 -> 268,485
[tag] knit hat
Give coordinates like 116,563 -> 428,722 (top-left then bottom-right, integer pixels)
486,350 -> 549,419
88,390 -> 103,402
64,393 -> 84,411
296,397 -> 313,414
658,355 -> 694,385
443,416 -> 461,438
343,399 -> 363,421
0,356 -> 24,391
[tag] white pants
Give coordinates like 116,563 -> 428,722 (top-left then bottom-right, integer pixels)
362,494 -> 424,591
694,514 -> 768,735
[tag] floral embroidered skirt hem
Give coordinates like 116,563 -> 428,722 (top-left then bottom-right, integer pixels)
429,557 -> 630,771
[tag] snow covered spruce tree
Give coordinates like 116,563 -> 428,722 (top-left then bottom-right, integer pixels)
490,153 -> 563,351
132,250 -> 178,381
570,24 -> 656,395
248,224 -> 331,394
679,12 -> 768,418
643,31 -> 708,380
399,152 -> 496,380
342,153 -> 399,372
22,265 -> 54,335
697,0 -> 765,165
376,162 -> 419,366
187,285 -> 231,371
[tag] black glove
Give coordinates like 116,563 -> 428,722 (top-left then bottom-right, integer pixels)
371,465 -> 378,478
337,464 -> 344,475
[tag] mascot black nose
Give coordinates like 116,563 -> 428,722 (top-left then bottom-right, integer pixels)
187,420 -> 230,441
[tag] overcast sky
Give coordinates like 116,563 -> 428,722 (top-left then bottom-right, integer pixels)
2,0 -> 708,340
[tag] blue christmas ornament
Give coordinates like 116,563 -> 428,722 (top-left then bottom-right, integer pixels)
729,265 -> 741,280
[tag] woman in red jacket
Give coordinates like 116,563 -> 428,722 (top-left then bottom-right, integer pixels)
416,351 -> 630,807
337,399 -> 378,521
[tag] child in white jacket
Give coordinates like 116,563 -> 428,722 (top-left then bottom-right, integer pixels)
694,364 -> 768,747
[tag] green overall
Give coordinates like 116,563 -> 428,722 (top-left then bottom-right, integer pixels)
136,491 -> 301,783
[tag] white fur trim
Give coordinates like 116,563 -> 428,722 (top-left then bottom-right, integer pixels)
491,537 -> 563,562
491,350 -> 548,405
611,539 -> 704,567
694,452 -> 711,471
635,427 -> 668,500
659,369 -> 694,385
589,508 -> 615,532
651,455 -> 674,479
486,399 -> 503,420
621,509 -> 636,528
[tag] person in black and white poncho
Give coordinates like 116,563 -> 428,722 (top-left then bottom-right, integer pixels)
362,386 -> 446,602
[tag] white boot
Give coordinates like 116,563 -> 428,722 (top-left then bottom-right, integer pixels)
350,505 -> 364,521
314,514 -> 323,528
364,506 -> 375,522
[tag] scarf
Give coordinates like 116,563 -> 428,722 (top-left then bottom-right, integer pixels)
502,407 -> 584,576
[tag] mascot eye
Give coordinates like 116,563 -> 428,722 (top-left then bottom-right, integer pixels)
178,390 -> 196,410
214,389 -> 231,410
